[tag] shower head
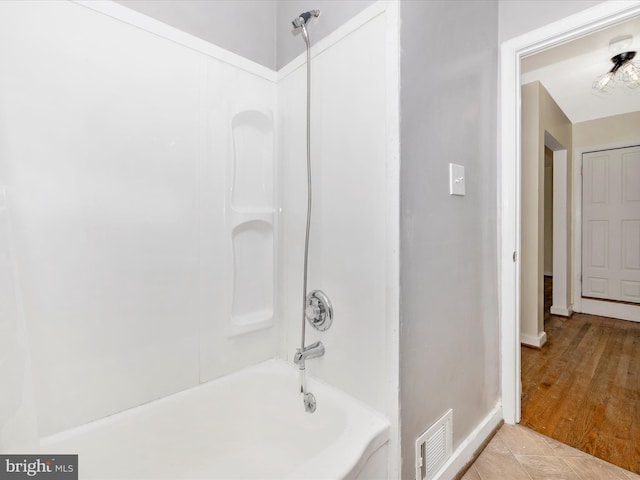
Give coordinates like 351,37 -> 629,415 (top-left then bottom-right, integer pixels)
292,10 -> 319,46
292,10 -> 320,29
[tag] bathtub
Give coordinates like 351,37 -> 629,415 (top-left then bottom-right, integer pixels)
40,359 -> 390,479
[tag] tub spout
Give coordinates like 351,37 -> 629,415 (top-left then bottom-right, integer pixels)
294,341 -> 324,369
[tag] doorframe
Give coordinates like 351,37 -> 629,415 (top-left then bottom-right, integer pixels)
546,134 -> 571,318
574,141 -> 640,322
499,1 -> 640,425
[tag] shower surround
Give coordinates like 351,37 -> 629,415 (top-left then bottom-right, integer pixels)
0,0 -> 400,477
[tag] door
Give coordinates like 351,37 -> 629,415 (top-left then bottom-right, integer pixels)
582,146 -> 640,304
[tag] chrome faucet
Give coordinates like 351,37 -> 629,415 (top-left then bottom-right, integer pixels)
294,341 -> 325,369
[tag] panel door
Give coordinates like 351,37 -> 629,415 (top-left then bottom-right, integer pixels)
582,146 -> 640,303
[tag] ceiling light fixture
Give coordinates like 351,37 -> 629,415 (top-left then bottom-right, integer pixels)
593,51 -> 640,92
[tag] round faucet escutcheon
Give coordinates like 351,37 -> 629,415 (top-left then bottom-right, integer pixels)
305,290 -> 333,331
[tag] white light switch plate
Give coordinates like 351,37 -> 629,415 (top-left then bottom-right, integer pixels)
449,163 -> 465,196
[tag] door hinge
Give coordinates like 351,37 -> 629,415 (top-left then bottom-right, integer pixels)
513,251 -> 517,262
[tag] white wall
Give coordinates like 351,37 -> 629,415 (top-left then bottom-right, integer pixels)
198,55 -> 279,382
0,191 -> 38,451
544,147 -> 554,275
399,1 -> 500,478
0,0 -> 278,436
278,3 -> 399,475
573,111 -> 640,148
521,81 -> 572,343
520,82 -> 541,343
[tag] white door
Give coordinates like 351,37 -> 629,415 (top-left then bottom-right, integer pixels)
582,146 -> 640,305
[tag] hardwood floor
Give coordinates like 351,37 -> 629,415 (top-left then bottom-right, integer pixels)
521,277 -> 640,474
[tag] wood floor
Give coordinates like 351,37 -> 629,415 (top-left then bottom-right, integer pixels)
520,278 -> 640,474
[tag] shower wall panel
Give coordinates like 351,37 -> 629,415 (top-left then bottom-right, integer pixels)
0,190 -> 38,451
197,57 -> 278,382
229,110 -> 275,335
0,0 -> 278,436
278,9 -> 397,423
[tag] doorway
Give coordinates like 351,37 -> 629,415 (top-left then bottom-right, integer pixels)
498,0 -> 640,434
500,4 -> 640,472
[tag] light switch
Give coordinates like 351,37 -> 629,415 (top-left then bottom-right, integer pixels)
449,163 -> 465,196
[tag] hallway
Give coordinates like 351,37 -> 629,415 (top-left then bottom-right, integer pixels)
520,278 -> 640,473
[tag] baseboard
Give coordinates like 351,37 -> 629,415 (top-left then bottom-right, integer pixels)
433,403 -> 503,480
550,305 -> 573,317
520,331 -> 547,348
581,298 -> 640,322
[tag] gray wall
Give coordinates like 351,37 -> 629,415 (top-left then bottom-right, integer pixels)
115,0 -> 277,69
499,0 -> 603,41
399,1 -> 500,478
115,0 -> 605,68
275,0 -> 374,69
115,0 -> 374,71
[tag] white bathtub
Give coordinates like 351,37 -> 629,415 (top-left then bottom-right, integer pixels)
40,359 -> 390,479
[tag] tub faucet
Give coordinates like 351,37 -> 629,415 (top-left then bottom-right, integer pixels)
294,341 -> 325,369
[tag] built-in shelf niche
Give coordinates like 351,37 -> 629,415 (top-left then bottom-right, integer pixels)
228,109 -> 275,336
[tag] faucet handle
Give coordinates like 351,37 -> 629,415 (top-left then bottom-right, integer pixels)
304,341 -> 322,352
305,298 -> 323,319
305,290 -> 333,332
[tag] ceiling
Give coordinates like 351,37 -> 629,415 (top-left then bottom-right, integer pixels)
521,14 -> 640,124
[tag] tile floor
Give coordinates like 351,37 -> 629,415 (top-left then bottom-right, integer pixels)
461,424 -> 640,480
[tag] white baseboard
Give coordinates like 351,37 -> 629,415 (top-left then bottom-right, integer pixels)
550,305 -> 573,317
520,331 -> 547,348
581,298 -> 640,323
433,403 -> 503,480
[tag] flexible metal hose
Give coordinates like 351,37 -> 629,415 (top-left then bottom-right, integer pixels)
300,24 -> 312,356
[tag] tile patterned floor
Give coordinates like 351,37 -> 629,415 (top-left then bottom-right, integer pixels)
461,424 -> 640,480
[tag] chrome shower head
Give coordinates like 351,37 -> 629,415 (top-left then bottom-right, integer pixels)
292,10 -> 320,29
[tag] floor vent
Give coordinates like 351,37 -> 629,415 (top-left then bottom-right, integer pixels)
415,409 -> 453,480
